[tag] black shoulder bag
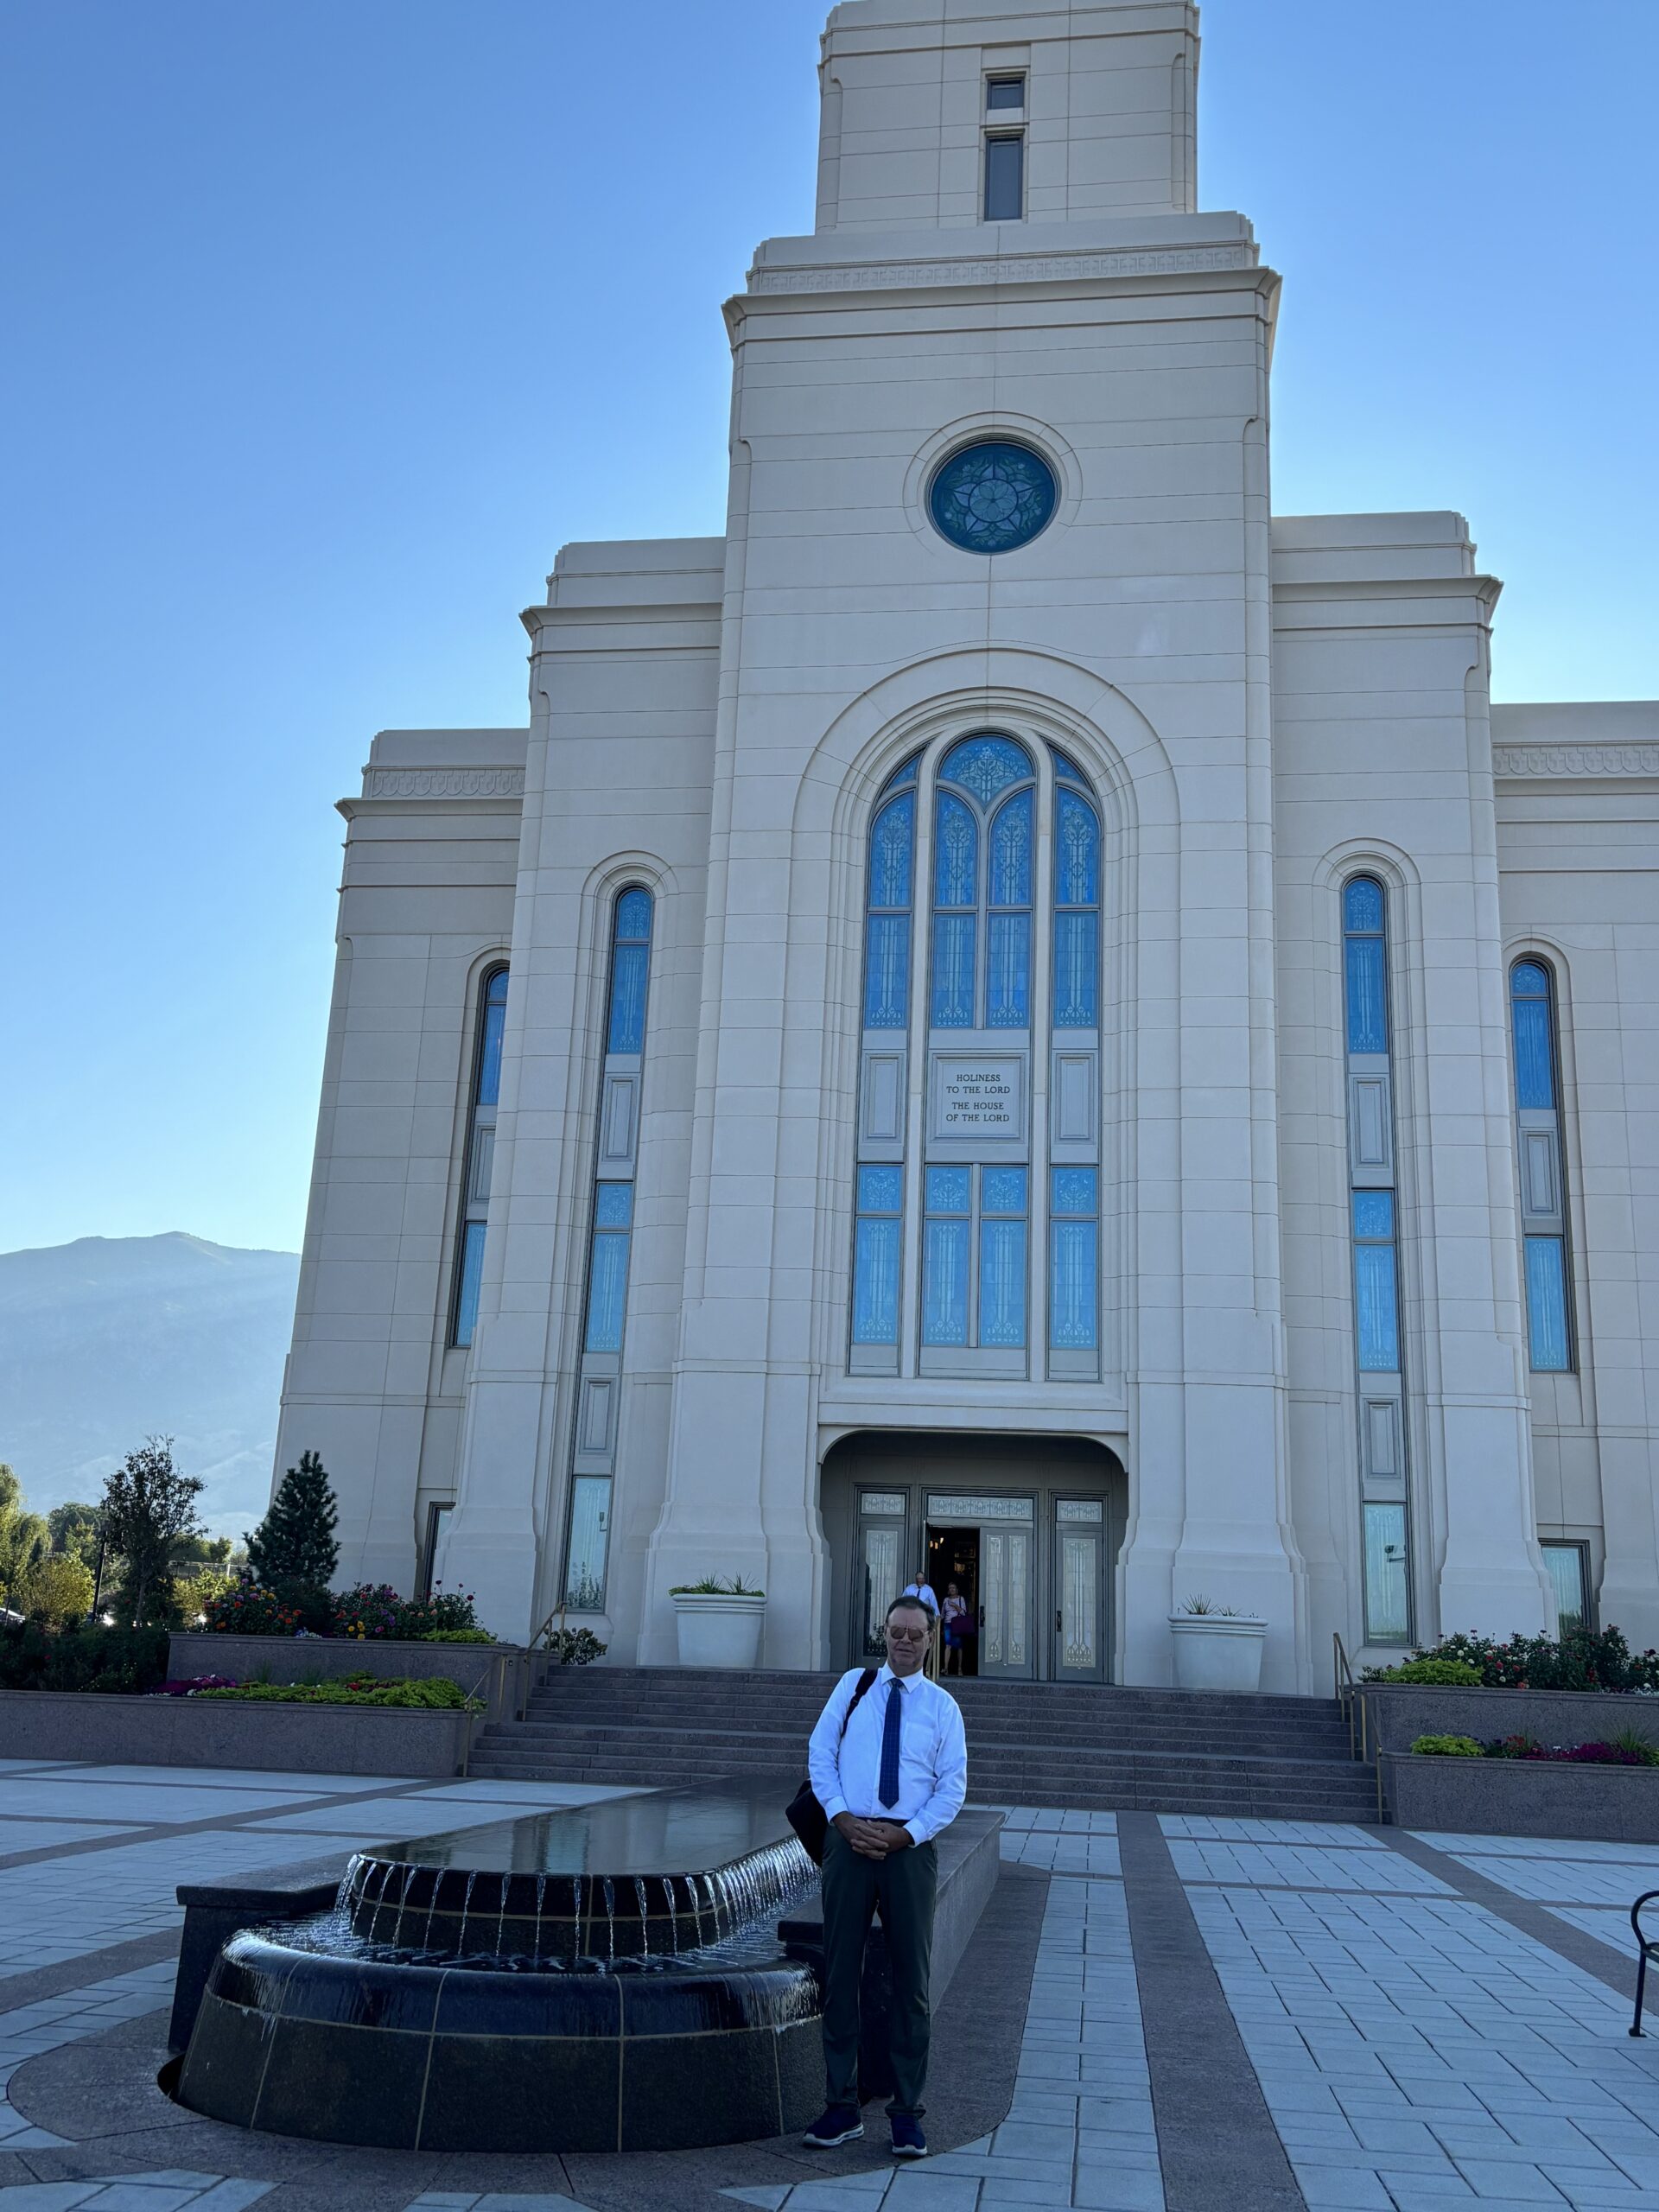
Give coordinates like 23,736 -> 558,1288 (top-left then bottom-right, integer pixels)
786,1666 -> 879,1864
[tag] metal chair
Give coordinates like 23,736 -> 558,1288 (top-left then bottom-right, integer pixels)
1628,1890 -> 1659,2035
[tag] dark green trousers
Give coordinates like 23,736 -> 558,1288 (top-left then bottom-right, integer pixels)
819,1824 -> 938,2116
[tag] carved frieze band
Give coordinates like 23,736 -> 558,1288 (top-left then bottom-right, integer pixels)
1492,744 -> 1659,779
749,244 -> 1256,296
364,767 -> 525,798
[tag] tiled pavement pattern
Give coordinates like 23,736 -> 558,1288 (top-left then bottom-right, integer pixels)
7,1763 -> 1659,2212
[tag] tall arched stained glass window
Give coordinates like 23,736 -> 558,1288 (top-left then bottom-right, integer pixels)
1340,875 -> 1410,1644
451,964 -> 508,1348
850,733 -> 1104,1382
562,887 -> 655,1613
1510,960 -> 1573,1372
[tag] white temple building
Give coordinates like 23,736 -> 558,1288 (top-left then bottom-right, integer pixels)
273,0 -> 1659,1692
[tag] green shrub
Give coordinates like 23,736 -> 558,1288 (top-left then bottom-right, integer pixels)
1411,1733 -> 1485,1757
421,1627 -> 495,1643
271,1579 -> 334,1635
203,1580 -> 302,1636
1370,1658 -> 1484,1687
0,1622 -> 170,1694
331,1582 -> 485,1639
545,1627 -> 607,1668
669,1575 -> 765,1597
192,1674 -> 480,1710
1379,1626 -> 1659,1694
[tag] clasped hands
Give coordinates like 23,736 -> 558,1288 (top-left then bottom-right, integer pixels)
833,1810 -> 913,1859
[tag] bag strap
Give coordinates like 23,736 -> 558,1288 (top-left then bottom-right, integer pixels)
837,1666 -> 880,1744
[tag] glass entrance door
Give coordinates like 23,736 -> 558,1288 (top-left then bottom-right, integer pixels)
855,1491 -> 908,1662
925,1493 -> 1035,1681
1053,1498 -> 1106,1681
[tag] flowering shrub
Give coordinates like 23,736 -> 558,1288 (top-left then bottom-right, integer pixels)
545,1626 -> 607,1668
1371,1659 -> 1484,1687
1364,1626 -> 1659,1693
202,1583 -> 301,1637
1414,1729 -> 1659,1765
330,1583 -> 485,1640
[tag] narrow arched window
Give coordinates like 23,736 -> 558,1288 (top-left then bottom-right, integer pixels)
562,887 -> 655,1612
451,964 -> 508,1348
1341,876 -> 1410,1644
1510,960 -> 1573,1372
850,735 -> 1103,1381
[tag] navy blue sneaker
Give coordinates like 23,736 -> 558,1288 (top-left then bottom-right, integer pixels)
891,2113 -> 928,2158
803,2104 -> 864,2147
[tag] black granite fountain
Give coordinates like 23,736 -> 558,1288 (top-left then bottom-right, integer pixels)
175,1780 -> 825,2153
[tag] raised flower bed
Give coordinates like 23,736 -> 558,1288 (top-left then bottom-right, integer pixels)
167,1631 -> 525,1719
1382,1737 -> 1659,1841
0,1684 -> 480,1775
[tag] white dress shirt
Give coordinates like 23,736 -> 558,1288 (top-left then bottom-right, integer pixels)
901,1580 -> 938,1612
807,1663 -> 968,1847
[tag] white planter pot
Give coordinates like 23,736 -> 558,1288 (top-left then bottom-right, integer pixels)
671,1592 -> 766,1669
1168,1614 -> 1268,1693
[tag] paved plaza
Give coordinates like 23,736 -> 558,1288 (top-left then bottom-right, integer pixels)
3,1761 -> 1659,2211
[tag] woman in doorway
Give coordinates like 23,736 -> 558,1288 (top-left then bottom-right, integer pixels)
940,1581 -> 970,1677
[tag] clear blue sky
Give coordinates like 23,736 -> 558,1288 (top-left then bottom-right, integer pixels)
3,1 -> 1654,1258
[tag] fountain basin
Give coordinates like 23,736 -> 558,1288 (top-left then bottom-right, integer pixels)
175,1778 -> 827,2152
179,1929 -> 823,2152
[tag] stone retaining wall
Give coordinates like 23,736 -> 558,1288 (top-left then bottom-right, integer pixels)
1381,1748 -> 1659,1842
1360,1682 -> 1659,1758
0,1688 -> 476,1776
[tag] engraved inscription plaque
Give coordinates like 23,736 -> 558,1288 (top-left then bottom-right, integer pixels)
927,1052 -> 1027,1147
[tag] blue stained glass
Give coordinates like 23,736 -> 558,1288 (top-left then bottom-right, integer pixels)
982,1167 -> 1027,1215
853,1217 -> 901,1344
1354,1243 -> 1401,1370
882,754 -> 919,792
922,1218 -> 970,1344
858,1164 -> 902,1213
476,997 -> 507,1106
986,914 -> 1031,1027
594,1182 -> 633,1227
454,1220 -> 486,1347
607,943 -> 650,1054
989,791 -> 1033,907
486,967 -> 509,1004
1512,960 -> 1548,998
1049,1219 -> 1097,1348
938,734 -> 1033,805
1344,878 -> 1383,933
979,1218 -> 1027,1345
1050,747 -> 1085,785
1344,938 -> 1388,1054
929,444 -> 1057,556
934,793 -> 977,907
615,888 -> 653,942
1053,911 -> 1099,1027
1055,790 -> 1100,907
869,793 -> 914,910
1511,996 -> 1555,1110
1051,1167 -> 1097,1217
584,1231 -> 632,1353
925,1166 -> 970,1213
931,914 -> 976,1027
1351,1191 -> 1395,1239
1525,1236 -> 1571,1371
1363,1503 -> 1410,1643
864,914 -> 911,1029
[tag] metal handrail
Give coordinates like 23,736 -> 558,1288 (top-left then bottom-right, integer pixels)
1334,1631 -> 1357,1758
1630,1891 -> 1659,2036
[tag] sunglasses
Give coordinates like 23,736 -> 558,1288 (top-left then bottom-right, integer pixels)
887,1625 -> 929,1643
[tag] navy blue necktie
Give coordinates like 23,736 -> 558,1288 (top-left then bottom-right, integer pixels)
878,1681 -> 903,1808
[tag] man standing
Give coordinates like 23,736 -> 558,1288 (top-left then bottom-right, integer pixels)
801,1595 -> 968,2160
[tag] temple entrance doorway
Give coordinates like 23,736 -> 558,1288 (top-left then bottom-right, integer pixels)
819,1430 -> 1126,1684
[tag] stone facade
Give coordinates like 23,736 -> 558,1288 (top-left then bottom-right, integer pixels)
272,0 -> 1657,1691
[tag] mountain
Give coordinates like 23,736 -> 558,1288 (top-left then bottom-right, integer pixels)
0,1233 -> 300,1537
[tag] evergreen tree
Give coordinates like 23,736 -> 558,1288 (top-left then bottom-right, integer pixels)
99,1439 -> 205,1626
247,1451 -> 340,1587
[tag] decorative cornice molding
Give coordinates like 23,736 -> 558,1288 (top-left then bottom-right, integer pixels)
362,767 -> 525,799
747,242 -> 1257,296
1492,743 -> 1659,779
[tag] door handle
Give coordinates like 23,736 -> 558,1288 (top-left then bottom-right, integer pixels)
1056,1611 -> 1062,1632
977,1605 -> 984,1625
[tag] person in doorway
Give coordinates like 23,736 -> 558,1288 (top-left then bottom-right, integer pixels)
939,1581 -> 970,1677
801,1596 -> 968,2161
900,1567 -> 940,1678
